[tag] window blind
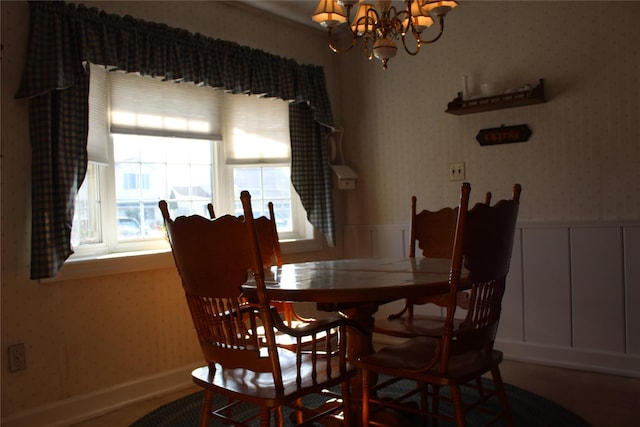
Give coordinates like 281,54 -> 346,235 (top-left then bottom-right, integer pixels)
89,67 -> 290,165
108,70 -> 222,140
87,63 -> 109,164
224,94 -> 290,164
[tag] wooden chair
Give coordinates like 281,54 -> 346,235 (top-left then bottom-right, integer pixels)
208,201 -> 283,267
374,190 -> 494,338
206,202 -> 336,348
160,191 -> 358,427
356,182 -> 519,426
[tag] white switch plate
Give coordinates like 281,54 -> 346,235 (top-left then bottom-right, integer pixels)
449,162 -> 465,181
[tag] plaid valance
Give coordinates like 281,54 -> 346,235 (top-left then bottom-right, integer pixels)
16,1 -> 336,279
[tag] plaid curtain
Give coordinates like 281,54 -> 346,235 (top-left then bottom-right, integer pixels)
15,1 -> 336,279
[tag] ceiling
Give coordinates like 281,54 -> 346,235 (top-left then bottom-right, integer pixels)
238,1 -> 320,30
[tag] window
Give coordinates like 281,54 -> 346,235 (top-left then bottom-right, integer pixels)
113,134 -> 213,239
70,64 -> 313,260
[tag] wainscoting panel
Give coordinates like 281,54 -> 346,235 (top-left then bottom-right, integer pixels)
501,230 -> 524,341
570,227 -> 625,353
521,228 -> 572,347
624,226 -> 640,355
343,221 -> 640,377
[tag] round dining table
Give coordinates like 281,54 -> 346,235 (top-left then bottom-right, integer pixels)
242,256 -> 466,362
242,257 -> 465,425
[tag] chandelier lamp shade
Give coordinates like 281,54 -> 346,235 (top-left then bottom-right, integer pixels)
312,0 -> 458,69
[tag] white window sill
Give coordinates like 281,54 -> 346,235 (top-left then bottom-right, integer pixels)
41,249 -> 176,283
42,238 -> 323,283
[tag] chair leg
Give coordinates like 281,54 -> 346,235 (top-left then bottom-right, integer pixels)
475,377 -> 485,399
417,382 -> 430,427
261,406 -> 274,427
276,406 -> 284,426
431,385 -> 441,427
362,368 -> 371,426
341,378 -> 353,426
199,390 -> 213,427
419,381 -> 427,418
450,385 -> 467,427
287,398 -> 301,424
491,367 -> 514,427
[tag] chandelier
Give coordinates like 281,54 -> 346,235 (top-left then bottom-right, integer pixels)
312,1 -> 458,69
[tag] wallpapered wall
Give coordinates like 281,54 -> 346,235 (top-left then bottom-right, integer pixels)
333,1 -> 639,226
2,0 -> 639,421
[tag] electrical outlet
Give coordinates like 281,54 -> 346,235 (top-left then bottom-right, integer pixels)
449,162 -> 465,181
8,343 -> 26,372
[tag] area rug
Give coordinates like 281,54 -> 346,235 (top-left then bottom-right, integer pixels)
130,378 -> 591,426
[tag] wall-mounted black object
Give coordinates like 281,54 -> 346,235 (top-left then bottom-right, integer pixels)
476,124 -> 532,146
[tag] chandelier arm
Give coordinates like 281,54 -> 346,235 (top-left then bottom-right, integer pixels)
363,37 -> 373,60
327,27 -> 357,54
345,4 -> 365,39
401,34 -> 421,56
416,14 -> 445,45
364,7 -> 380,37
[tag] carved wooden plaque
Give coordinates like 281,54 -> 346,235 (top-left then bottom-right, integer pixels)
476,124 -> 532,146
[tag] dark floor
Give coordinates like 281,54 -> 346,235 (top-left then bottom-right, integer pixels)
70,359 -> 639,427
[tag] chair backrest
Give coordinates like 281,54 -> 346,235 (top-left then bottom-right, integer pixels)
410,192 -> 493,259
406,191 -> 492,312
207,202 -> 283,268
160,192 -> 283,385
437,182 -> 471,358
441,184 -> 521,368
463,184 -> 520,284
410,197 -> 459,259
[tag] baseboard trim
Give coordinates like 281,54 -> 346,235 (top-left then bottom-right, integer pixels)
373,334 -> 640,379
1,363 -> 199,427
495,339 -> 640,379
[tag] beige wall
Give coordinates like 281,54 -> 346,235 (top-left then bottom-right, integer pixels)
2,0 -> 639,422
334,1 -> 639,225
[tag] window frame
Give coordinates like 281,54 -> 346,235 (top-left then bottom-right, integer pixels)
64,69 -> 322,275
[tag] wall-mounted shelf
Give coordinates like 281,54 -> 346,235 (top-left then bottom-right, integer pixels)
445,78 -> 545,115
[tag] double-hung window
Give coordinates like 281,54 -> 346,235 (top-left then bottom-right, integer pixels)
70,64 -> 313,261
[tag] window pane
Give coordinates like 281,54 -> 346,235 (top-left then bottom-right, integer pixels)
233,166 -> 293,232
271,200 -> 292,232
113,134 -> 213,240
113,137 -> 140,162
139,137 -> 167,163
117,203 -> 143,239
71,163 -> 102,245
165,140 -> 190,164
233,168 -> 262,199
115,163 -> 141,200
263,167 -> 290,199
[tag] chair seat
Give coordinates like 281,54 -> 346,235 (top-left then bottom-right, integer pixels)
374,315 -> 465,338
192,347 -> 356,404
254,317 -> 339,350
358,336 -> 503,385
273,327 -> 334,349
